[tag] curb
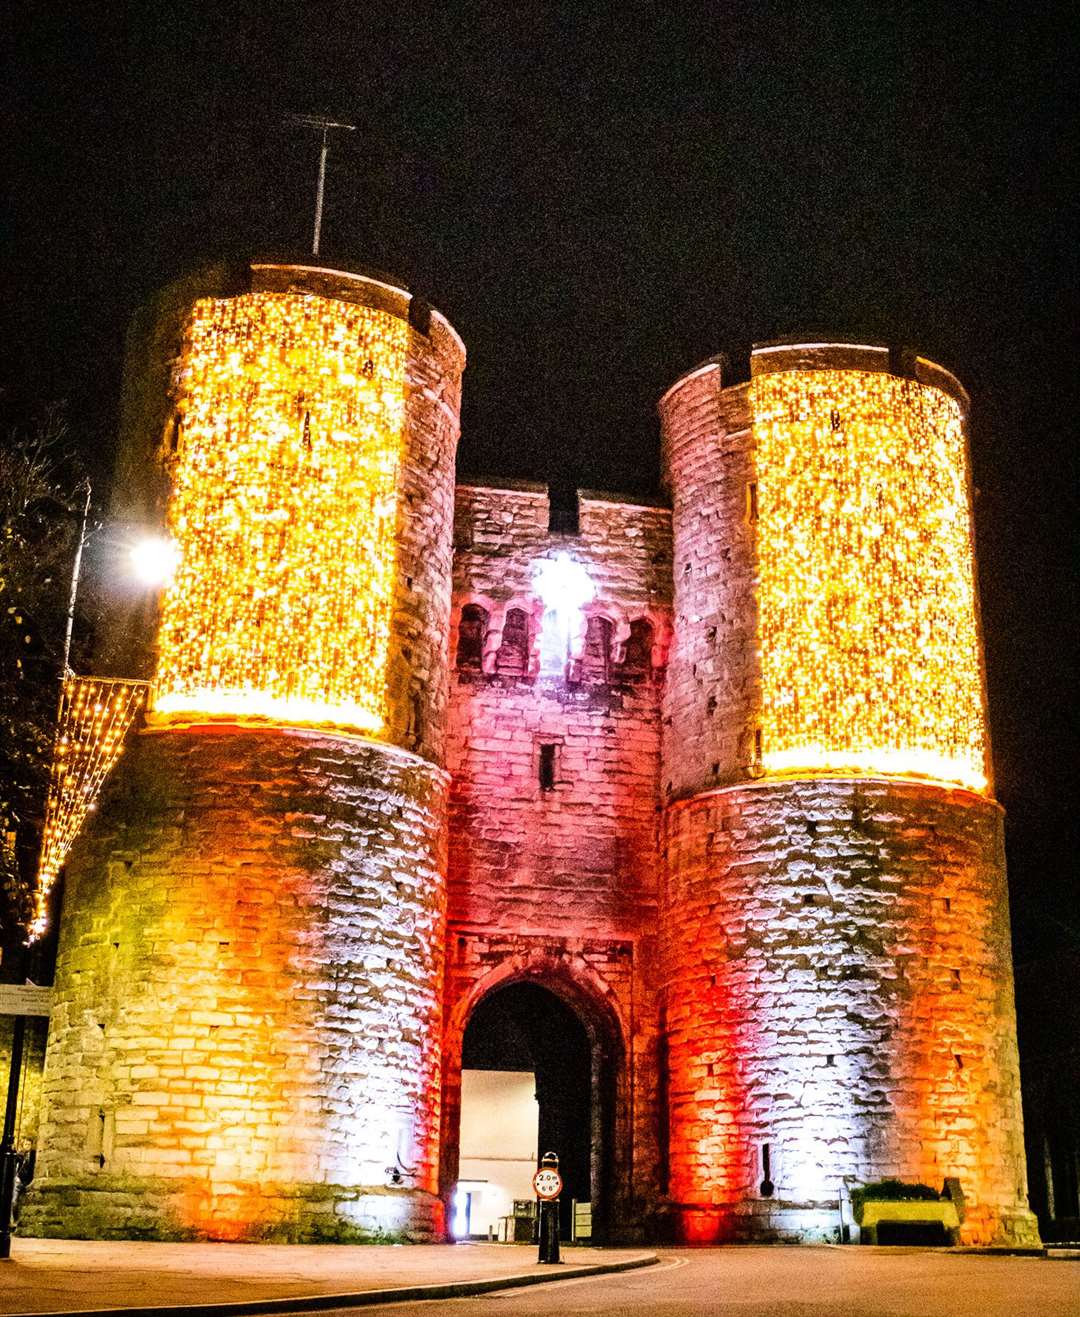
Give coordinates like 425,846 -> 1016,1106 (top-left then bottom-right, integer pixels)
17,1252 -> 659,1317
950,1246 -> 1047,1258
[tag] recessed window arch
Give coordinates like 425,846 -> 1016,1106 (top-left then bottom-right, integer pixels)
456,603 -> 488,671
615,617 -> 653,683
495,607 -> 530,677
581,614 -> 614,684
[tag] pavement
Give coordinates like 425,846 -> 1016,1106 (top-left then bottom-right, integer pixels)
3,1240 -> 1078,1317
0,1240 -> 656,1316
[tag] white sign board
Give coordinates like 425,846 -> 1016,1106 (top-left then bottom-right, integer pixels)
0,984 -> 54,1017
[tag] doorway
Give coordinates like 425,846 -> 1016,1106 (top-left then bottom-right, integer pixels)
458,981 -> 598,1240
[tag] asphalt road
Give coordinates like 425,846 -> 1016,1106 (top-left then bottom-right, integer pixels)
294,1248 -> 1079,1317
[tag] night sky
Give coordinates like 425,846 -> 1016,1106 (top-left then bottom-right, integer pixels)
4,3 -> 1077,966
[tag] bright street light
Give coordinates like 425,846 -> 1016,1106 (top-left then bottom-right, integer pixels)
128,535 -> 180,587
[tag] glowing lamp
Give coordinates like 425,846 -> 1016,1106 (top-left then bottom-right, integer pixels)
534,551 -> 594,613
533,552 -> 594,675
129,535 -> 180,586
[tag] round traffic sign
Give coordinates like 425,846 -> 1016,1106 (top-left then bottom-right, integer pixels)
532,1167 -> 563,1200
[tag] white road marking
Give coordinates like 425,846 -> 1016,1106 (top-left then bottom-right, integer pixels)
482,1254 -> 688,1298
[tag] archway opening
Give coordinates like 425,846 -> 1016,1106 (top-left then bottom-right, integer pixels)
458,981 -> 595,1241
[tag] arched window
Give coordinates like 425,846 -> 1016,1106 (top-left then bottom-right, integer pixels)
495,608 -> 530,677
456,604 -> 488,671
615,618 -> 653,683
581,615 -> 613,684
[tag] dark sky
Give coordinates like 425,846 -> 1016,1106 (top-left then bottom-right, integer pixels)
4,2 -> 1077,962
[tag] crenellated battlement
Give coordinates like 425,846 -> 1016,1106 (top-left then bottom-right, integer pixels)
451,482 -> 672,686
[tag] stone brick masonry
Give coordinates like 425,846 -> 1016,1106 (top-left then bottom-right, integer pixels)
22,264 -> 463,1243
657,346 -> 1038,1245
662,779 -> 1031,1244
442,484 -> 672,1237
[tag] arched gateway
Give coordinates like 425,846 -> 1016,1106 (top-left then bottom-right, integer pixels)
440,964 -> 626,1244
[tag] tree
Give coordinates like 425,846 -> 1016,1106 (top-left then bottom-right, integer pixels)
0,410 -> 90,955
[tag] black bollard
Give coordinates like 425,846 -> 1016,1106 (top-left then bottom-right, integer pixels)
538,1198 -> 560,1264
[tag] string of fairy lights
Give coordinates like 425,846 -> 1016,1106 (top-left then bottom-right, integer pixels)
32,676 -> 148,940
151,291 -> 408,733
750,368 -> 989,794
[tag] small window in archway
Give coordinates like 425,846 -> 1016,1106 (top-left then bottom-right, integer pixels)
496,608 -> 530,677
456,604 -> 488,671
581,615 -> 613,684
614,618 -> 653,683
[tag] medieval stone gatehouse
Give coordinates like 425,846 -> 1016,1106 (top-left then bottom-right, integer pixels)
22,260 -> 1038,1247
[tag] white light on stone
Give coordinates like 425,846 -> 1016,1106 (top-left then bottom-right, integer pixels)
533,552 -> 594,673
453,1185 -> 469,1238
534,551 -> 594,613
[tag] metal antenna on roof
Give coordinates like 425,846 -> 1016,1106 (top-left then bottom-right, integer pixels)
286,114 -> 357,257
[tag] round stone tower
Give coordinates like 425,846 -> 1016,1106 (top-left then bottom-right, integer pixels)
657,342 -> 1039,1245
25,260 -> 465,1242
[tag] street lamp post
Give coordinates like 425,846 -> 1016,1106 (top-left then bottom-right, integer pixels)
60,480 -> 92,676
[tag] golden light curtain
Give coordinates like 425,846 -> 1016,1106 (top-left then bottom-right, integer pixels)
151,291 -> 408,734
33,676 -> 148,939
751,368 -> 988,793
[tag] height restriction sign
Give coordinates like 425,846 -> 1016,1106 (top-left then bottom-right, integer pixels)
533,1167 -> 563,1200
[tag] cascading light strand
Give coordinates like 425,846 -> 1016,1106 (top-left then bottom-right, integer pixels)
32,676 -> 148,940
750,368 -> 988,793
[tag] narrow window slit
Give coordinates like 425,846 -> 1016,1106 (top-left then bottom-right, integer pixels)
538,744 -> 557,791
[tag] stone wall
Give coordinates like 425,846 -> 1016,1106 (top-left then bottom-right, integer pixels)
442,484 -> 672,1236
386,287 -> 464,763
658,363 -> 760,796
657,343 -> 1036,1244
661,778 -> 1038,1245
22,261 -> 465,1243
22,728 -> 449,1242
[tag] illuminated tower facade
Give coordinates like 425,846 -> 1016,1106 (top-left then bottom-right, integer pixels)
25,261 -> 465,1241
658,342 -> 1039,1244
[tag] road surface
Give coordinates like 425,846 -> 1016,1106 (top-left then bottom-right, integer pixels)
288,1247 -> 1078,1317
